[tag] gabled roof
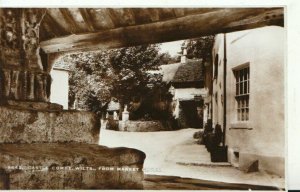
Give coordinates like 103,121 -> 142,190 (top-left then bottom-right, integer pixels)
107,100 -> 120,111
160,63 -> 182,83
172,59 -> 204,83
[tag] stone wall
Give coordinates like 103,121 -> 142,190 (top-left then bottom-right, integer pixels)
119,120 -> 165,132
0,106 -> 99,144
0,106 -> 147,189
0,143 -> 146,189
0,8 -> 146,189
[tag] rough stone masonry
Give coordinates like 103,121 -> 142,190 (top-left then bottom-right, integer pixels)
0,8 -> 146,189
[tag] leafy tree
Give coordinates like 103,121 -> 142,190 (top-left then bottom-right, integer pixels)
109,44 -> 162,106
158,52 -> 180,65
61,50 -> 115,115
58,44 -> 166,119
184,35 -> 215,63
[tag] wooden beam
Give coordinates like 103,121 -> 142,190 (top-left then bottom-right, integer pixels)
79,8 -> 95,32
113,8 -> 136,26
106,8 -> 120,27
42,12 -> 69,37
40,8 -> 284,54
130,8 -> 153,24
146,8 -> 160,22
158,8 -> 176,20
59,8 -> 79,33
172,9 -> 185,17
46,8 -> 73,34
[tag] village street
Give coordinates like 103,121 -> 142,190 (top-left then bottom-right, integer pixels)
99,128 -> 284,189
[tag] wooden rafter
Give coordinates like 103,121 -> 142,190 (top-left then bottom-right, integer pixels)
130,8 -> 152,24
59,8 -> 79,34
146,8 -> 160,22
79,8 -> 95,32
106,8 -> 120,28
40,8 -> 284,54
42,12 -> 69,37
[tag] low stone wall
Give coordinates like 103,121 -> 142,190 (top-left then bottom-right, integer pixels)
0,143 -> 146,189
0,106 -> 99,144
0,106 -> 147,189
119,120 -> 165,132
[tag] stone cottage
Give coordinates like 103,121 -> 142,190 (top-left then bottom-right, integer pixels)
160,46 -> 210,128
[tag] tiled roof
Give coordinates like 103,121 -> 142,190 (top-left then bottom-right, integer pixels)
172,59 -> 204,83
160,63 -> 182,83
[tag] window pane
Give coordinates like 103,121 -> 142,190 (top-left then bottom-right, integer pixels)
248,80 -> 250,93
235,66 -> 250,121
241,109 -> 245,121
244,81 -> 247,94
240,82 -> 243,95
246,108 -> 249,120
240,70 -> 244,81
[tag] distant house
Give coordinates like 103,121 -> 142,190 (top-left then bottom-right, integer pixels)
160,46 -> 211,128
106,98 -> 120,119
212,26 -> 284,176
50,62 -> 70,109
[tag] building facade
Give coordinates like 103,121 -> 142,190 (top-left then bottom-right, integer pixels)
50,63 -> 70,109
159,47 -> 210,128
212,26 -> 285,176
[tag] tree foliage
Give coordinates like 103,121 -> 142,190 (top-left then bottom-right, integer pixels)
184,35 -> 215,62
109,44 -> 162,105
58,44 -> 166,118
55,37 -> 214,120
62,50 -> 114,115
158,52 -> 180,65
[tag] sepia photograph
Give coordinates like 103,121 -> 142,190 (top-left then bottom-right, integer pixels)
0,5 -> 287,190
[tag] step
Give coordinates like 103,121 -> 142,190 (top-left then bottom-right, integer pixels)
143,174 -> 284,190
176,161 -> 231,167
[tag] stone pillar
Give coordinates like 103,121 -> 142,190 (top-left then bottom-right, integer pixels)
0,8 -> 52,105
180,44 -> 187,64
203,104 -> 208,125
122,105 -> 129,121
113,111 -> 119,120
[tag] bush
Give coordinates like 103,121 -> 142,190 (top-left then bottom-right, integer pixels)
106,119 -> 119,130
193,130 -> 204,139
204,123 -> 223,152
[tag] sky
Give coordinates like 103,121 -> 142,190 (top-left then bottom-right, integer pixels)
159,40 -> 184,57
